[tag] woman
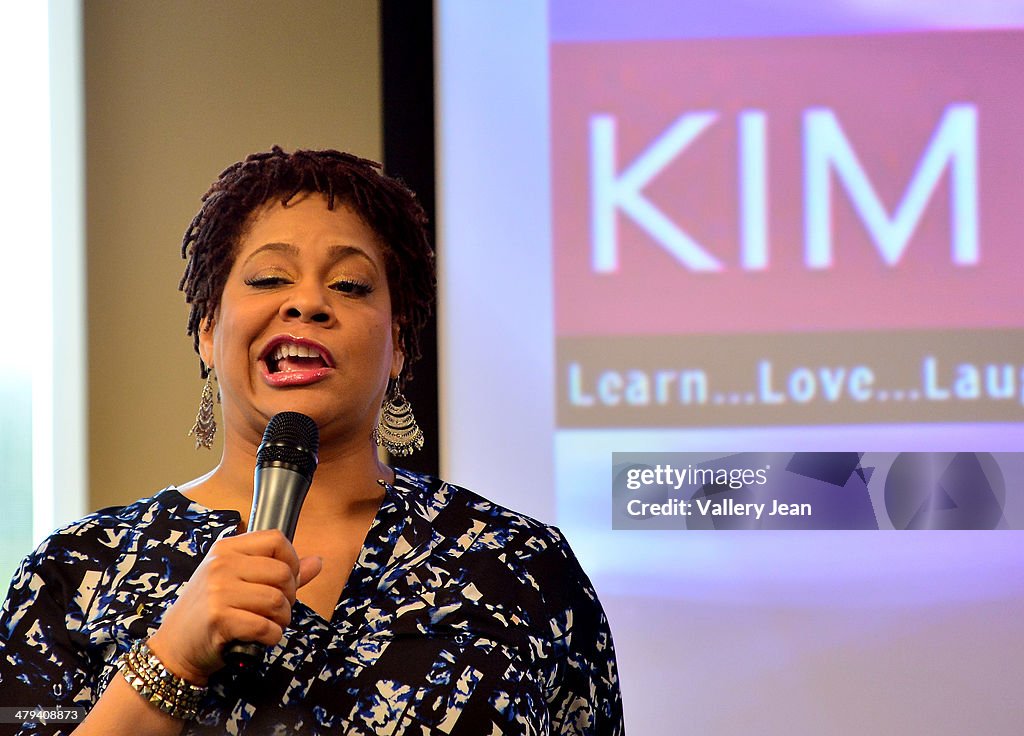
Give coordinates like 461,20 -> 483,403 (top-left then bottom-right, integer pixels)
0,148 -> 624,734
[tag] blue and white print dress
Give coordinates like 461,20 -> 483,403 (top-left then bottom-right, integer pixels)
0,469 -> 624,735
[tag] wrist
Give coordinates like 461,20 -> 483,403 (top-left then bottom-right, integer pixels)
116,638 -> 208,721
146,631 -> 210,686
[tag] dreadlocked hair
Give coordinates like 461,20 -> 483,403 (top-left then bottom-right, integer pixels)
179,146 -> 435,386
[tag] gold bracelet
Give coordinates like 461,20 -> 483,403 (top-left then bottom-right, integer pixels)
116,638 -> 207,721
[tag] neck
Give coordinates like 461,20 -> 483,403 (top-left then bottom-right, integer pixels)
182,426 -> 393,523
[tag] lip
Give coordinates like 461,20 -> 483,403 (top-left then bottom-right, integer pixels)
258,334 -> 336,387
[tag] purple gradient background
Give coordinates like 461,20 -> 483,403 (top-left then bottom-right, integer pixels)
551,0 -> 1024,40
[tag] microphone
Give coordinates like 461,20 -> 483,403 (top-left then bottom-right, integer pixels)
222,411 -> 319,675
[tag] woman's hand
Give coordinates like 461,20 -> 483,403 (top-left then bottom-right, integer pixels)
146,528 -> 323,685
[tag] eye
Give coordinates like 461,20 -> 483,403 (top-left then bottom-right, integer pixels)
330,279 -> 374,296
244,275 -> 290,288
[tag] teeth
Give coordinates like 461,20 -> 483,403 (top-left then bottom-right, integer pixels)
269,342 -> 324,362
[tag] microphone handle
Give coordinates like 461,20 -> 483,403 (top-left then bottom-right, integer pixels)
247,465 -> 312,540
222,465 -> 312,675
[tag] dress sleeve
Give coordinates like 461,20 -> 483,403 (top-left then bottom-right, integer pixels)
0,533 -> 104,735
535,528 -> 625,735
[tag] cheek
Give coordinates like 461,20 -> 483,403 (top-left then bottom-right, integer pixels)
360,315 -> 398,372
367,317 -> 395,355
206,302 -> 250,368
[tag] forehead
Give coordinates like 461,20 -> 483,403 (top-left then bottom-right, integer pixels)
238,193 -> 385,261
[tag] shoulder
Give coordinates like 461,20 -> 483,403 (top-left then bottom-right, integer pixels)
17,492 -> 175,570
391,468 -> 596,611
4,490 -> 237,612
25,489 -> 228,563
392,467 -> 568,553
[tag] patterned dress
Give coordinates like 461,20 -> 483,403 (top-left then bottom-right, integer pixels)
0,468 -> 624,734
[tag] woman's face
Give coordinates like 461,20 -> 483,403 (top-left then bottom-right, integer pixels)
199,193 -> 403,448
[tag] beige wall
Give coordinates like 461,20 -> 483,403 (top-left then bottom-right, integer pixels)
85,0 -> 381,510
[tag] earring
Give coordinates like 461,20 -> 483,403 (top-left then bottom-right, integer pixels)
188,371 -> 217,449
373,383 -> 424,457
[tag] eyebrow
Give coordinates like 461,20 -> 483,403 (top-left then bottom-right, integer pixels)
242,242 -> 380,275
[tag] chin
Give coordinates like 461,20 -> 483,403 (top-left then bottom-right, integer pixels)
258,401 -> 364,438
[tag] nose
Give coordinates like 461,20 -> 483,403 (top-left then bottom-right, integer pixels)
281,284 -> 335,325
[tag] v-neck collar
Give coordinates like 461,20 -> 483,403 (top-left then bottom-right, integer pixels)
157,469 -> 427,630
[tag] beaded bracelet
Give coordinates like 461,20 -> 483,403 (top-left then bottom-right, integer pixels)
116,639 -> 207,721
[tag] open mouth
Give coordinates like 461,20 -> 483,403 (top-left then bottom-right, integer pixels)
265,343 -> 329,373
259,337 -> 335,384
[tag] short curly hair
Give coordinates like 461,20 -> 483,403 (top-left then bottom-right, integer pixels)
179,146 -> 435,386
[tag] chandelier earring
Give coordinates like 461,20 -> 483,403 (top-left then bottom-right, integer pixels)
188,369 -> 219,450
373,381 -> 424,457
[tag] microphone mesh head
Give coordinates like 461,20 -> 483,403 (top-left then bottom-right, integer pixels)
257,412 -> 319,475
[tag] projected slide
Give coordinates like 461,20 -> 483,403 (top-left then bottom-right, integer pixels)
545,7 -> 1024,545
553,31 -> 1024,428
437,3 -> 1024,734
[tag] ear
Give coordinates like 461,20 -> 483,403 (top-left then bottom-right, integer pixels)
390,320 -> 405,381
198,316 -> 216,372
